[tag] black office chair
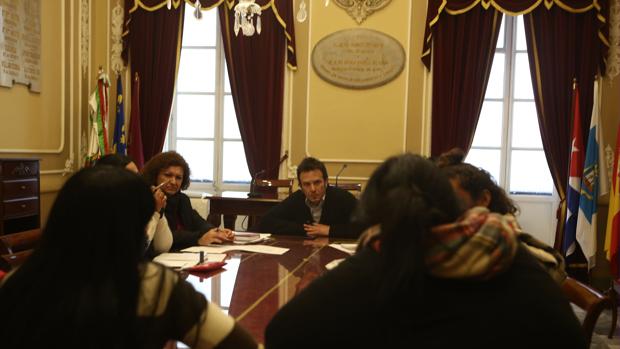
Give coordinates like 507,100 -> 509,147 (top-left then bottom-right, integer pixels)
254,179 -> 294,199
330,182 -> 363,198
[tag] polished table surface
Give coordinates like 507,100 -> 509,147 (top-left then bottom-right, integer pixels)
204,191 -> 287,230
182,235 -> 352,343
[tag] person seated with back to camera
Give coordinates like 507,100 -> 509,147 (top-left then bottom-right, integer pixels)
435,148 -> 566,284
95,153 -> 173,256
265,153 -> 585,348
0,166 -> 258,348
258,157 -> 361,238
142,151 -> 234,250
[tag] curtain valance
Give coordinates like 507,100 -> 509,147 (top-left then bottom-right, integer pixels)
122,0 -> 297,69
422,0 -> 608,69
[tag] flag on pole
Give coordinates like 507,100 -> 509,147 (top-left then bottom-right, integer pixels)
127,72 -> 144,168
112,75 -> 127,155
85,69 -> 111,165
563,80 -> 584,257
604,121 -> 620,279
575,79 -> 608,269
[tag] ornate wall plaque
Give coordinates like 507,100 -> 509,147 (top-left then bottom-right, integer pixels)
333,0 -> 391,24
0,0 -> 41,92
312,28 -> 405,89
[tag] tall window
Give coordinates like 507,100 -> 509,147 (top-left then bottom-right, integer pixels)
467,16 -> 554,195
167,5 -> 251,192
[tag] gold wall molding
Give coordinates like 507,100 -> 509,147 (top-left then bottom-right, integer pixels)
333,0 -> 392,24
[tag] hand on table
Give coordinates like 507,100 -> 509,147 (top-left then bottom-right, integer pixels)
198,228 -> 234,245
304,223 -> 330,237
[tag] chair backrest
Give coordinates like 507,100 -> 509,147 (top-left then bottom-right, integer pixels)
0,228 -> 41,269
255,179 -> 294,198
561,277 -> 617,343
331,183 -> 362,192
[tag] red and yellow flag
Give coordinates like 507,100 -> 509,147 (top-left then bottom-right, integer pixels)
604,121 -> 620,279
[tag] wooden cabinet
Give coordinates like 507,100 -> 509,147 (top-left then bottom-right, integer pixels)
0,159 -> 40,235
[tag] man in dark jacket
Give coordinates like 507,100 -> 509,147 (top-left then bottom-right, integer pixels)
258,157 -> 360,238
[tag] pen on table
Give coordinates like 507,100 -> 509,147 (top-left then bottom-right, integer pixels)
199,251 -> 204,264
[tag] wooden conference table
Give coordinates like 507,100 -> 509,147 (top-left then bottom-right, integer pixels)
203,191 -> 286,230
182,235 -> 352,343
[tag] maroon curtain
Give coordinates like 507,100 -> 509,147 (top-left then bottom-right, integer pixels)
218,0 -> 296,179
128,72 -> 145,169
523,6 -> 606,249
422,0 -> 608,249
429,7 -> 502,156
122,2 -> 184,163
422,0 -> 608,69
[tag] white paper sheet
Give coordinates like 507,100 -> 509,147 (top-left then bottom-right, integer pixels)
153,252 -> 227,268
328,243 -> 357,255
153,253 -> 199,269
182,244 -> 289,255
325,258 -> 346,270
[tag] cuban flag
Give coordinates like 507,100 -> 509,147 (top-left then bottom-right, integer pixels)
575,79 -> 608,269
563,82 -> 584,257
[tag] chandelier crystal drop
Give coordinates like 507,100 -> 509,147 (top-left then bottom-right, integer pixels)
194,0 -> 203,20
296,0 -> 307,23
234,0 -> 262,36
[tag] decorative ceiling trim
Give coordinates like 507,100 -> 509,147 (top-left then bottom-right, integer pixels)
111,0 -> 124,74
606,0 -> 620,79
80,0 -> 90,76
333,0 -> 391,24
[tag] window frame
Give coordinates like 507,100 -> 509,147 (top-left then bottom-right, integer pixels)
167,8 -> 250,195
469,15 -> 557,199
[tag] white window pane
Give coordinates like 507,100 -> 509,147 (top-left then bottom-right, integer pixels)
224,60 -> 231,93
497,17 -> 505,49
485,53 -> 505,99
472,101 -> 503,147
223,95 -> 240,139
177,49 -> 216,92
513,53 -> 533,99
182,4 -> 217,47
516,16 -> 527,51
177,140 -> 214,182
222,141 -> 251,183
512,101 -> 542,148
465,148 -> 501,185
176,95 -> 215,138
163,128 -> 170,152
509,150 -> 553,194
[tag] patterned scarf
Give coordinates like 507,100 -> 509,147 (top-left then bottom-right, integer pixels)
425,207 -> 519,279
358,207 -> 520,280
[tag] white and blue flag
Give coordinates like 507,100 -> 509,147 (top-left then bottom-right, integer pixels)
576,79 -> 608,268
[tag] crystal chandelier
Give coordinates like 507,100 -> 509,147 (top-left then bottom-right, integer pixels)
234,0 -> 262,36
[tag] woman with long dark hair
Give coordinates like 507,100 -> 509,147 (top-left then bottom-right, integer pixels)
0,166 -> 257,348
96,153 -> 173,255
265,153 -> 585,348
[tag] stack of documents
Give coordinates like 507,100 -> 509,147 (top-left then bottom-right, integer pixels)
233,232 -> 266,244
153,252 -> 227,269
